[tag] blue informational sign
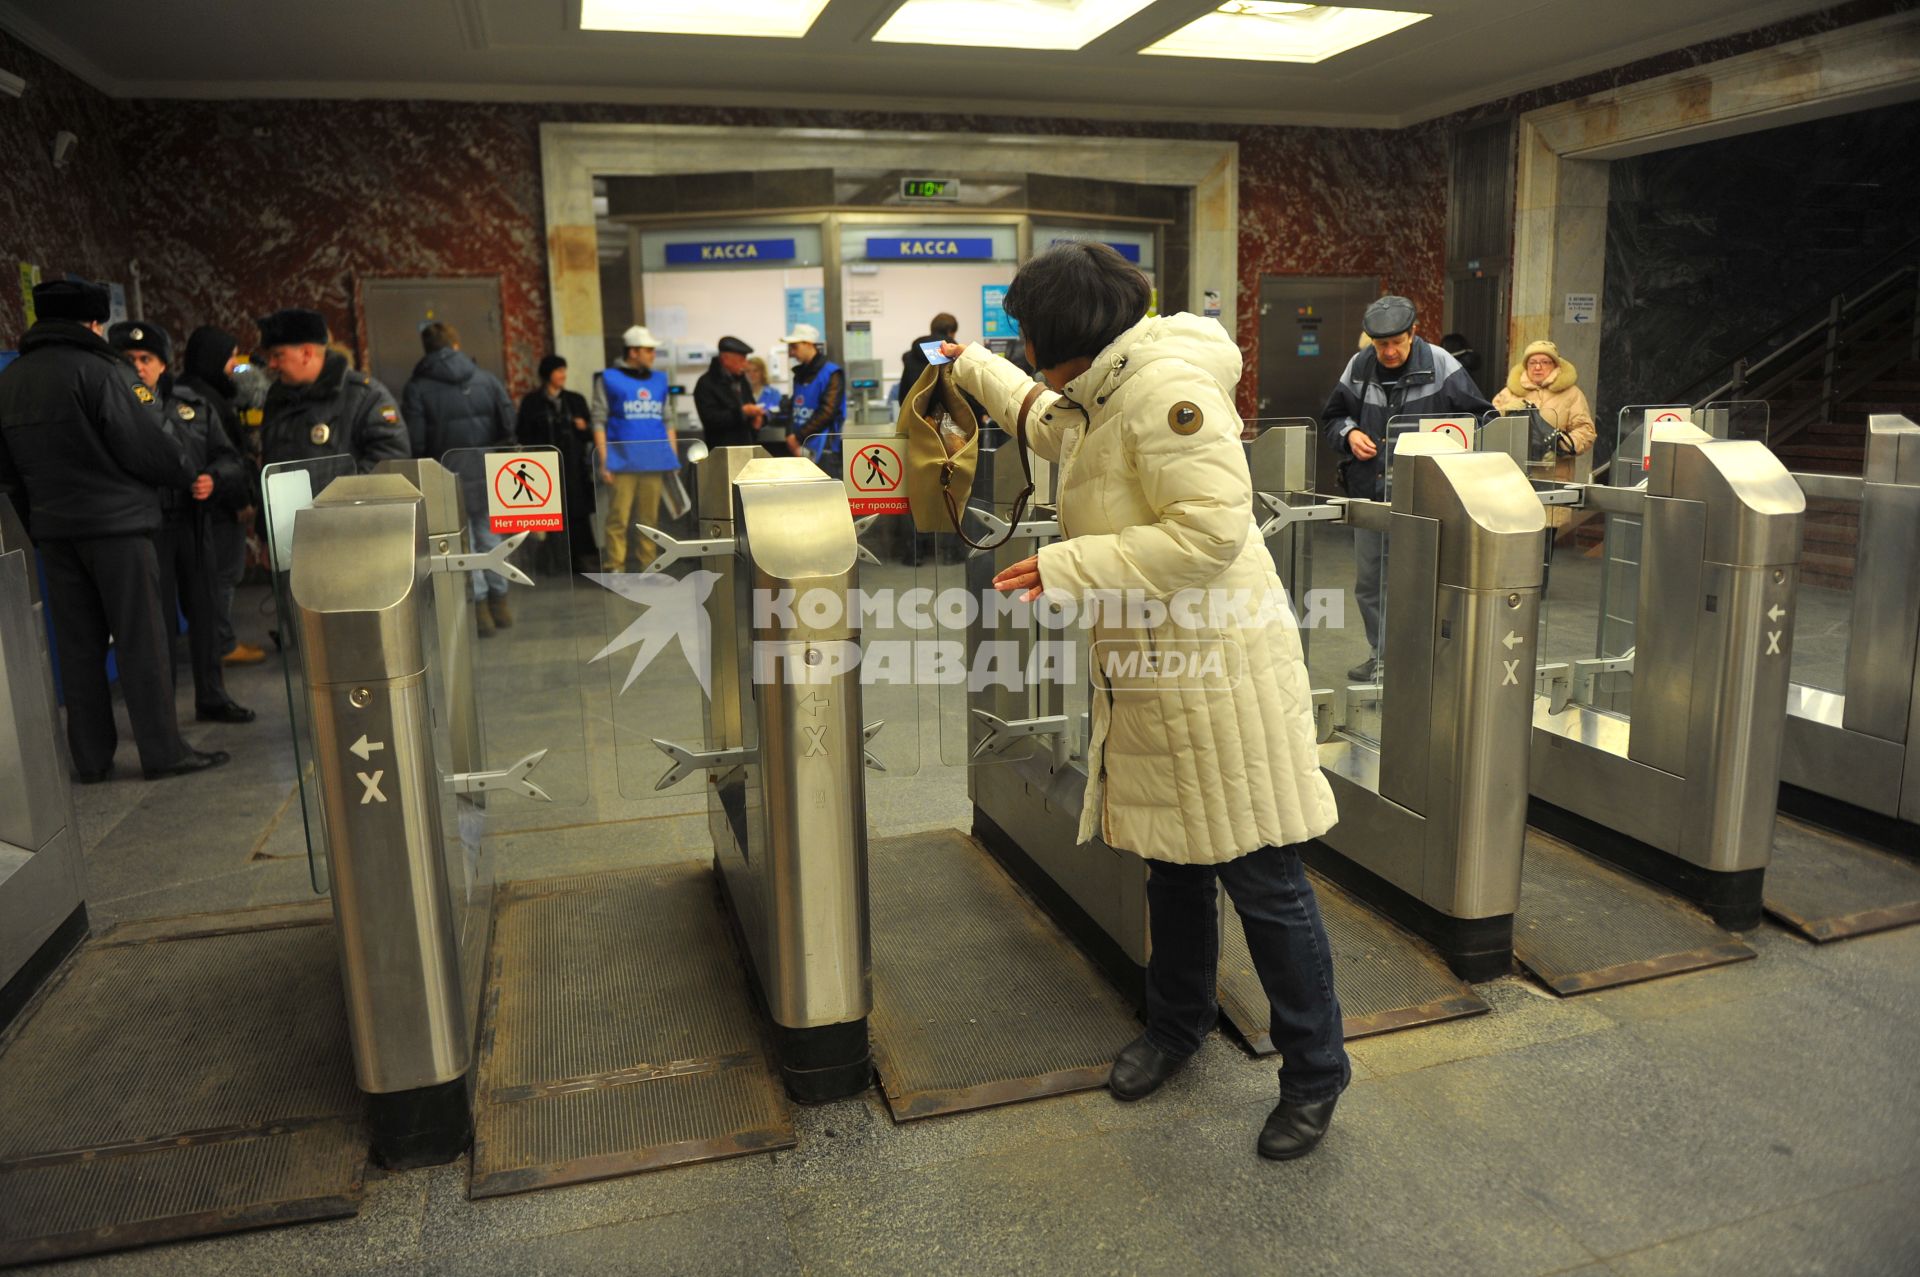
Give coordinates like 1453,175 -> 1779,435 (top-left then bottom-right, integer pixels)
867,236 -> 995,260
784,287 -> 825,336
1048,238 -> 1142,264
664,237 -> 797,266
981,284 -> 1015,340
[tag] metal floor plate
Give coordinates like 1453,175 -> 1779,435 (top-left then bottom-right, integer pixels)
0,913 -> 364,1267
869,829 -> 1141,1120
469,864 -> 794,1198
1765,815 -> 1920,942
1516,831 -> 1755,995
1219,870 -> 1488,1054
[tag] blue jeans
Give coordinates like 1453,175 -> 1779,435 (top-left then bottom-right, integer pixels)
470,524 -> 509,601
1145,844 -> 1350,1104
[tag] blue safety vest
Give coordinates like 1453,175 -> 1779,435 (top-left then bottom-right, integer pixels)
791,359 -> 844,460
601,366 -> 677,472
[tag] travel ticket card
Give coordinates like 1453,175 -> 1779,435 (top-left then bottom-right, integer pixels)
920,341 -> 950,365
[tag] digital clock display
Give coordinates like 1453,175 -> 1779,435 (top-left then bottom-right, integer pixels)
899,177 -> 960,201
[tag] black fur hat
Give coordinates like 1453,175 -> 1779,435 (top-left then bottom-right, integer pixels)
257,307 -> 330,349
108,320 -> 173,366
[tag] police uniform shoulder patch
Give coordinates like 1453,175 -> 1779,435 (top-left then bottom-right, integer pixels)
132,383 -> 155,405
1167,401 -> 1203,435
380,405 -> 399,423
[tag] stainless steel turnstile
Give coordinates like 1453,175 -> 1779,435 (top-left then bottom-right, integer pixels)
0,501 -> 87,1028
647,449 -> 875,1101
1529,422 -> 1806,928
1781,415 -> 1920,831
289,474 -> 475,1166
1253,429 -> 1545,979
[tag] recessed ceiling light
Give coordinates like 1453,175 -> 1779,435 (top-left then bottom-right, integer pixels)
580,0 -> 833,39
872,0 -> 1157,52
1142,2 -> 1429,63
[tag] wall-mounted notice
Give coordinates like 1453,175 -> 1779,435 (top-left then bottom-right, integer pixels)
1564,293 -> 1597,325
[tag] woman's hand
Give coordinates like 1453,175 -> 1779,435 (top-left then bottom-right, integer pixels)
993,553 -> 1044,603
938,342 -> 964,361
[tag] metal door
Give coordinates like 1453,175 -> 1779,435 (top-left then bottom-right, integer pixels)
361,277 -> 507,398
1257,275 -> 1378,494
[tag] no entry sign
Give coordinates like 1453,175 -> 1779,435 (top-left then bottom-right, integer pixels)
846,440 -> 908,516
488,454 -> 564,533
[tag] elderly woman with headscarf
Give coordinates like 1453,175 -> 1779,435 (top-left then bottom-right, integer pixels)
938,243 -> 1348,1162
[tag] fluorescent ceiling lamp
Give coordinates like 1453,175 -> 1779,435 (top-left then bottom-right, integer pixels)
581,0 -> 833,39
872,0 -> 1157,52
1142,2 -> 1429,63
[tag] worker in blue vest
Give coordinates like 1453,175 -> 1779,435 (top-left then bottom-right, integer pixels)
590,324 -> 678,571
781,323 -> 846,479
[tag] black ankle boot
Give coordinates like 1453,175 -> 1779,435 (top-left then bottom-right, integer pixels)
1108,1033 -> 1192,1102
1257,1096 -> 1338,1161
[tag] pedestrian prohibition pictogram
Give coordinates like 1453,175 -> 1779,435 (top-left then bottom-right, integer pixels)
487,453 -> 565,533
845,440 -> 909,516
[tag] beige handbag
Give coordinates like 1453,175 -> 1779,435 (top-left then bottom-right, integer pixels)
900,362 -> 1041,548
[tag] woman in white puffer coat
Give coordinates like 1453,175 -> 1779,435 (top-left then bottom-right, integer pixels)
941,243 -> 1349,1162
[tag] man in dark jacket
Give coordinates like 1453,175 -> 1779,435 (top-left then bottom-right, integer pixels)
693,336 -> 767,451
1320,295 -> 1495,681
258,307 -> 409,472
177,325 -> 266,666
110,321 -> 254,725
402,322 -> 517,634
898,311 -> 959,400
516,354 -> 596,573
0,281 -> 227,781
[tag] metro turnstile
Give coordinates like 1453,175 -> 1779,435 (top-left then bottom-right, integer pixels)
1255,429 -> 1547,980
648,449 -> 874,1102
1780,415 -> 1920,836
0,501 -> 88,1031
289,474 -> 475,1167
1529,422 -> 1805,929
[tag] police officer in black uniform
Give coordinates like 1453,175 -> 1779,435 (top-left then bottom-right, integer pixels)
0,281 -> 228,781
108,321 -> 255,725
257,308 -> 409,471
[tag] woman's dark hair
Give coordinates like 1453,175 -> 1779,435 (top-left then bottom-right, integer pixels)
1003,242 -> 1151,371
538,353 -> 567,382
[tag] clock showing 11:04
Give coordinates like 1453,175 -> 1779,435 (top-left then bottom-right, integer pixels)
899,177 -> 960,201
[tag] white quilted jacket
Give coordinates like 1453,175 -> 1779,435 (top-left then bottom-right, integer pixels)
952,315 -> 1338,864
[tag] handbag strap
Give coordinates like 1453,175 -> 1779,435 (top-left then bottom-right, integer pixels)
942,381 -> 1043,552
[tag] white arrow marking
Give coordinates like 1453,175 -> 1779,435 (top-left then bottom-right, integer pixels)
1503,659 -> 1521,686
1766,630 -> 1782,656
1502,631 -> 1522,650
358,770 -> 387,804
1767,604 -> 1785,623
798,691 -> 828,717
350,735 -> 386,761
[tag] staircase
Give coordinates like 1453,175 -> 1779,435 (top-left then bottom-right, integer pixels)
1678,242 -> 1920,592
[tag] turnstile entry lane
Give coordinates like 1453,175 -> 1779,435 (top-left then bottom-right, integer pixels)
467,864 -> 795,1197
1514,830 -> 1754,996
0,909 -> 366,1267
867,829 -> 1139,1119
1769,415 -> 1920,940
1762,815 -> 1920,942
1218,869 -> 1488,1054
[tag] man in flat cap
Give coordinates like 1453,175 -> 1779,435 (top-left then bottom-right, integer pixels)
1321,295 -> 1494,682
257,308 -> 409,472
109,320 -> 254,725
693,335 -> 768,452
0,280 -> 228,781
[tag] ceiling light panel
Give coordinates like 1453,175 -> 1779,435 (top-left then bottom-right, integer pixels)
872,0 -> 1158,52
580,0 -> 834,39
1142,2 -> 1429,64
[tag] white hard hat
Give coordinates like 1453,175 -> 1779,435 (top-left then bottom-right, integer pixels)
622,325 -> 659,348
782,323 -> 822,345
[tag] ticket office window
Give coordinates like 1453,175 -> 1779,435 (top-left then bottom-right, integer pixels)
839,225 -> 1019,393
639,225 -> 827,404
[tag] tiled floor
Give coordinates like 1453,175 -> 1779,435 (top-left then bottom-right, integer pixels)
16,581 -> 1919,1276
